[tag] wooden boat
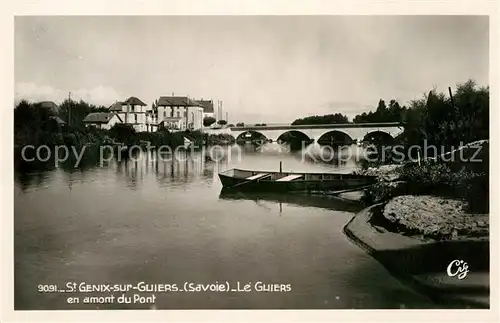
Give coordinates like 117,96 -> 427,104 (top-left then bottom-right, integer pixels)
218,168 -> 377,192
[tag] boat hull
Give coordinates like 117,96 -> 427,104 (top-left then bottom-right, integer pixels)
218,169 -> 377,193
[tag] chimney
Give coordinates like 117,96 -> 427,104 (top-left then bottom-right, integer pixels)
218,101 -> 221,120
220,101 -> 223,120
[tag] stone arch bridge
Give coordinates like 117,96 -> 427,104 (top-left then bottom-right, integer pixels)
204,122 -> 404,144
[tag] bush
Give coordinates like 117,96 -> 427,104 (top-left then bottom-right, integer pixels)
361,159 -> 488,213
398,160 -> 487,212
203,116 -> 216,127
109,124 -> 137,145
207,133 -> 235,145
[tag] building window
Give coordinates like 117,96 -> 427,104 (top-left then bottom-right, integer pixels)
135,114 -> 138,123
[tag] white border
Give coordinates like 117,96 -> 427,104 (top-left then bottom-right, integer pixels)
2,1 -> 499,322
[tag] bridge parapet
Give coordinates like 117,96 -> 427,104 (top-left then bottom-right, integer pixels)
228,122 -> 403,132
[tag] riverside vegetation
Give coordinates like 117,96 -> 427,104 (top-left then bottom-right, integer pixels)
352,80 -> 489,240
13,99 -> 237,174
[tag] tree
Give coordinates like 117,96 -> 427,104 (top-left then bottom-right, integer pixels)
58,99 -> 96,128
227,124 -> 235,127
399,79 -> 489,150
375,99 -> 387,119
203,116 -> 216,127
109,123 -> 137,145
217,120 -> 227,125
14,100 -> 57,145
291,113 -> 349,125
236,122 -> 245,127
353,98 -> 406,123
91,106 -> 110,112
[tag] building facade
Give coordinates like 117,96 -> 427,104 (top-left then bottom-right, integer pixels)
109,97 -> 158,132
154,96 -> 204,130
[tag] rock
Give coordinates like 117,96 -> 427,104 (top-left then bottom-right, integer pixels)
382,195 -> 489,240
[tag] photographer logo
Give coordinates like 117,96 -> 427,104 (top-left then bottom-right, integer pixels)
446,260 -> 469,280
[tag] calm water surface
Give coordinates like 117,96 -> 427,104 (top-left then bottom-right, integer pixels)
15,144 -> 437,309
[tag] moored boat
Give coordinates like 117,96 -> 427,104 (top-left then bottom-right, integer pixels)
218,168 -> 377,192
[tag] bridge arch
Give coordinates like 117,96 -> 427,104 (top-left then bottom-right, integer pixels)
276,130 -> 311,143
276,130 -> 312,151
317,130 -> 354,146
362,130 -> 395,145
235,130 -> 268,143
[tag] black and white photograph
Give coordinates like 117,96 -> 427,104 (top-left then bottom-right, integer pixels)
4,1 -> 498,321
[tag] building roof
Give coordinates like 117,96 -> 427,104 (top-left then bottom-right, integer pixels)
109,101 -> 124,111
157,96 -> 200,107
49,116 -> 67,125
124,96 -> 146,106
83,112 -> 121,124
195,100 -> 214,113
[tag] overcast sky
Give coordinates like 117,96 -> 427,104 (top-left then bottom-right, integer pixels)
15,15 -> 489,123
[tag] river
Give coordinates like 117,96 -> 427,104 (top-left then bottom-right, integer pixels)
14,143 -> 438,309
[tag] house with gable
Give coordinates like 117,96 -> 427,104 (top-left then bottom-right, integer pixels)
109,97 -> 158,132
154,95 -> 204,131
83,112 -> 123,130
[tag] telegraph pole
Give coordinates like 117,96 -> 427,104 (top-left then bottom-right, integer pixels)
68,92 -> 72,126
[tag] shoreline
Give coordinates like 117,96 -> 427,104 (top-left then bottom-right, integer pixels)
343,204 -> 489,309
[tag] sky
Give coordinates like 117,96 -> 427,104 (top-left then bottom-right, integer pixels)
15,15 -> 489,124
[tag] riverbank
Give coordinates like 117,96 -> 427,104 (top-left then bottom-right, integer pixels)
343,203 -> 489,308
344,149 -> 490,308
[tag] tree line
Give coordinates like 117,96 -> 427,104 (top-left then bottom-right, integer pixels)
289,79 -> 488,150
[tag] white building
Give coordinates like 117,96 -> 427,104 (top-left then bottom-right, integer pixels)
82,112 -> 123,130
109,97 -> 158,132
154,96 -> 204,130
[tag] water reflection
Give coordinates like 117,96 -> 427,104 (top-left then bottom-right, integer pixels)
106,150 -> 220,190
15,148 -> 221,192
15,143 -> 362,193
218,190 -> 365,214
